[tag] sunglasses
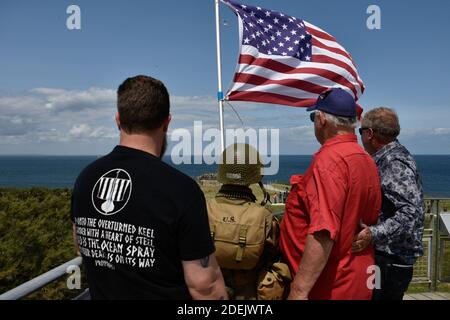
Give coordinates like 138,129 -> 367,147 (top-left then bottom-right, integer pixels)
309,112 -> 317,123
358,127 -> 371,135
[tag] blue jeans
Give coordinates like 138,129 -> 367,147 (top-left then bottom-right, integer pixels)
372,253 -> 414,300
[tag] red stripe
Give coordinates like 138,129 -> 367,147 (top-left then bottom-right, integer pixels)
313,55 -> 365,92
239,55 -> 358,97
228,91 -> 317,108
234,73 -> 328,95
311,38 -> 353,62
306,25 -> 337,42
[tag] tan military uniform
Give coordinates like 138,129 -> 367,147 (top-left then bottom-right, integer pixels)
207,196 -> 278,300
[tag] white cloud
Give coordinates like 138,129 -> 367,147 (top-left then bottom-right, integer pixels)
1,87 -> 450,155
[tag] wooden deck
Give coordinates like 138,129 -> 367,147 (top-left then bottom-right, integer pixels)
404,292 -> 450,300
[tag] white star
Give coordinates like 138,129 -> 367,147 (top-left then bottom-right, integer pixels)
294,40 -> 300,45
256,31 -> 261,37
276,31 -> 282,36
264,27 -> 269,33
241,5 -> 247,9
284,36 -> 291,41
278,42 -> 284,47
257,19 -> 264,24
251,34 -> 256,39
248,22 -> 254,28
292,17 -> 297,20
250,11 -> 255,17
273,47 -> 278,52
274,18 -> 279,24
265,11 -> 271,17
301,47 -> 304,53
282,52 -> 287,56
245,27 -> 249,31
289,18 -> 294,23
300,34 -> 306,40
268,24 -> 273,29
280,13 -> 285,17
257,7 -> 262,10
288,47 -> 294,51
262,40 -> 267,46
291,30 -> 297,35
296,52 -> 300,57
268,50 -> 272,54
244,37 -> 250,44
271,35 -> 276,41
306,43 -> 310,48
244,14 -> 248,18
305,56 -> 311,61
282,24 -> 288,30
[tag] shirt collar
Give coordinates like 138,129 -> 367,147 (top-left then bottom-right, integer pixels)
321,133 -> 358,149
373,139 -> 401,163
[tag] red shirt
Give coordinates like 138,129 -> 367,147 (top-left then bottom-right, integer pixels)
280,134 -> 381,300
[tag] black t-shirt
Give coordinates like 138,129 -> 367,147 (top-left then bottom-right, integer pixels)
71,145 -> 215,300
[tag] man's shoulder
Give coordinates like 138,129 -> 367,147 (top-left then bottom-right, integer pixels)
314,141 -> 370,171
382,143 -> 417,171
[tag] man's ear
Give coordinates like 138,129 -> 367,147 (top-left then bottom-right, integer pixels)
318,111 -> 327,127
115,112 -> 121,131
162,114 -> 172,133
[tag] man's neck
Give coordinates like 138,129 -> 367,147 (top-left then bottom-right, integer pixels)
323,128 -> 355,144
119,132 -> 163,158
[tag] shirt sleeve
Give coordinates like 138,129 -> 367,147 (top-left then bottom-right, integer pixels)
305,164 -> 347,241
177,185 -> 215,261
369,159 -> 423,245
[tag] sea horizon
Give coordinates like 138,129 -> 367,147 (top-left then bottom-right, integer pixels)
0,155 -> 449,198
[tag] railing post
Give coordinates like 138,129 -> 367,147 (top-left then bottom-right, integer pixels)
432,200 -> 440,292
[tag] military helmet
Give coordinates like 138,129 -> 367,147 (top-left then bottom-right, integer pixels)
217,143 -> 263,186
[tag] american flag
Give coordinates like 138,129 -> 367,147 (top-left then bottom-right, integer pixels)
222,0 -> 364,108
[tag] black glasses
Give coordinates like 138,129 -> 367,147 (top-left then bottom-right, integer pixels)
309,112 -> 316,123
359,127 -> 371,135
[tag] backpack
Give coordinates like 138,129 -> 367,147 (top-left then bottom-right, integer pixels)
207,199 -> 270,270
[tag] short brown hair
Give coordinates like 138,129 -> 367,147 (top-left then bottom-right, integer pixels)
363,107 -> 401,142
117,75 -> 170,133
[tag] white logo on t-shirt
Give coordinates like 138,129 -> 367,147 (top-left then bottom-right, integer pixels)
91,169 -> 132,216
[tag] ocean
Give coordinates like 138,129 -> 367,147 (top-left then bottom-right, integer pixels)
0,155 -> 449,197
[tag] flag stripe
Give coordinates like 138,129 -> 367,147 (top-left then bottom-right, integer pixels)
228,91 -> 317,107
232,65 -> 356,97
313,55 -> 364,90
238,54 -> 359,97
234,72 -> 328,94
230,82 -> 320,99
312,46 -> 357,74
311,38 -> 353,62
304,22 -> 336,42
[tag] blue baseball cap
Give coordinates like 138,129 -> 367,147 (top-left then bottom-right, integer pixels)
307,88 -> 357,118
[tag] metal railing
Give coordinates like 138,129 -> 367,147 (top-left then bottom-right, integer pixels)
1,198 -> 449,300
0,257 -> 83,300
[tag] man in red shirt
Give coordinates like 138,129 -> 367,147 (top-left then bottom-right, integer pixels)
280,88 -> 381,300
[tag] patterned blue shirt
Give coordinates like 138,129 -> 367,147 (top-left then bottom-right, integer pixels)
369,140 -> 425,265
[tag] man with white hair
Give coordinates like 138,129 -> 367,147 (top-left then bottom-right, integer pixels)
280,88 -> 381,300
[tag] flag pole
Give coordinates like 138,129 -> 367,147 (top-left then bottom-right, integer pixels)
214,0 -> 225,152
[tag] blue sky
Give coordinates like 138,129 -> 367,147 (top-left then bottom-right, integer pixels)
0,0 -> 449,155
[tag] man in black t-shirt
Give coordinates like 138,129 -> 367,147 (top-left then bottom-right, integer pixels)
71,75 -> 227,300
